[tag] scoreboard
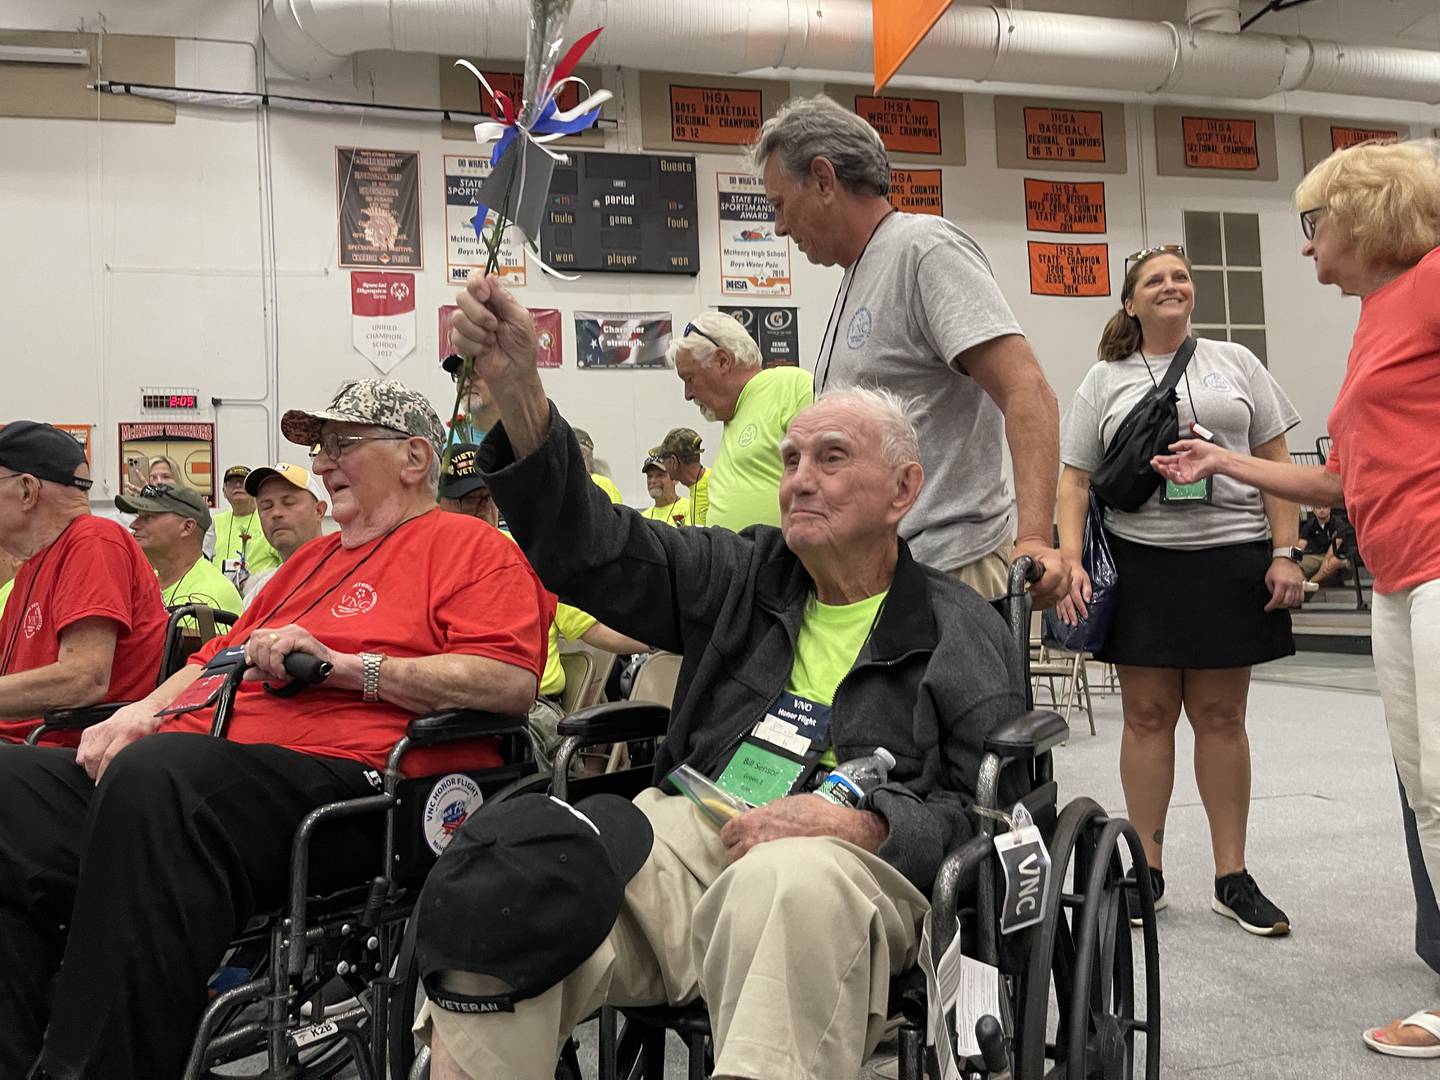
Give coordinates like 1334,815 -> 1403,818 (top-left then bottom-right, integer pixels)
540,151 -> 700,275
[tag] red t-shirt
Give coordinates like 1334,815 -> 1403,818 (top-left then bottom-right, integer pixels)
169,509 -> 552,772
1326,246 -> 1440,594
0,515 -> 168,742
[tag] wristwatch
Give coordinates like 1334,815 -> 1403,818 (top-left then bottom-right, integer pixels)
1272,546 -> 1303,563
359,652 -> 385,702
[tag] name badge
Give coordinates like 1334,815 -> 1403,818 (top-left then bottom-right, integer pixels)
715,742 -> 807,807
1161,475 -> 1212,505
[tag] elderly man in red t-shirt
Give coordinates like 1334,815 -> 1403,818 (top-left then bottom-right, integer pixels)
0,379 -> 553,1080
0,422 -> 168,743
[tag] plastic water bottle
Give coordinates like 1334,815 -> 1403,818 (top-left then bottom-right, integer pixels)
815,748 -> 896,809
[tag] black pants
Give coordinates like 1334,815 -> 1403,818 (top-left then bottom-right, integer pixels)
1400,771 -> 1440,976
0,733 -> 379,1079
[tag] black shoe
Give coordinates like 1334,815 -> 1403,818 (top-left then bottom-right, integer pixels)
1127,866 -> 1167,927
1212,870 -> 1290,936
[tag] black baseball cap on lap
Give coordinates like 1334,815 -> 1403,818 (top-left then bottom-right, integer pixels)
114,484 -> 213,532
440,443 -> 486,500
0,422 -> 92,490
416,793 -> 653,1014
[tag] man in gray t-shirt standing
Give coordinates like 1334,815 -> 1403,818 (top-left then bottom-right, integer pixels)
754,96 -> 1071,604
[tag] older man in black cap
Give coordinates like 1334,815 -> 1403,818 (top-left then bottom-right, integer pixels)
0,380 -> 553,1080
0,421 -> 167,745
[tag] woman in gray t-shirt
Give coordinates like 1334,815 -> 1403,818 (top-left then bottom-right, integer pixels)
1056,247 -> 1304,939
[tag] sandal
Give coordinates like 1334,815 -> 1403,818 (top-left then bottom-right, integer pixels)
1363,1011 -> 1440,1058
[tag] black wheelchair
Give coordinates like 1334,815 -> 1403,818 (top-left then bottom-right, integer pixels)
16,605 -> 543,1080
389,558 -> 1162,1080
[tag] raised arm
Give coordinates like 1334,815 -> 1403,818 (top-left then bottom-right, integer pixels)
448,273 -> 751,653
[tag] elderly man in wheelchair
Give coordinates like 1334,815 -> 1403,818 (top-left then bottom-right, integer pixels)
0,377 -> 553,1080
410,274 -> 1160,1080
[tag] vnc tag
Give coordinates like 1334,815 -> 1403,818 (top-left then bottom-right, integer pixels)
994,826 -> 1052,935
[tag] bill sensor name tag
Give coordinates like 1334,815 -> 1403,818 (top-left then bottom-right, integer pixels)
1161,475 -> 1212,505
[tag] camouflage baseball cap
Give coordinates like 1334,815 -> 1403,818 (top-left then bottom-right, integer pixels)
649,427 -> 703,461
572,428 -> 595,451
281,378 -> 446,456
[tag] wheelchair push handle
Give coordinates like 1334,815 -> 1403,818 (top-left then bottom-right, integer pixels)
1008,554 -> 1044,596
975,1014 -> 1009,1074
282,651 -> 332,685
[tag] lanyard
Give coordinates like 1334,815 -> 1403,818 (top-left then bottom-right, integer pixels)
1138,348 -> 1202,427
246,510 -> 432,631
815,209 -> 896,396
163,559 -> 204,607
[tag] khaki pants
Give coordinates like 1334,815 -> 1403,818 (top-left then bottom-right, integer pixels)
415,788 -> 928,1080
948,539 -> 1013,600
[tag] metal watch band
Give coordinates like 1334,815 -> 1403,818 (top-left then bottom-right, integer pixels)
360,652 -> 384,702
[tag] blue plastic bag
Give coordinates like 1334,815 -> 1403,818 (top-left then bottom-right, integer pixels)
1042,490 -> 1118,654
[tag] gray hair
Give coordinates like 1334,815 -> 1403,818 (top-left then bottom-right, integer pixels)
666,311 -> 762,369
751,95 -> 892,198
813,385 -> 921,469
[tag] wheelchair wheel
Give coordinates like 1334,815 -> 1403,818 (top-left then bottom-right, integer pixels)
1014,800 -> 1159,1080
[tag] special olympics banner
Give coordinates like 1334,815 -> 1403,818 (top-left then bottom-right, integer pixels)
352,272 -> 416,373
575,311 -> 673,369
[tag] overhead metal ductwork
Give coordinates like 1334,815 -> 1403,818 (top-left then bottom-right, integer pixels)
260,0 -> 1440,106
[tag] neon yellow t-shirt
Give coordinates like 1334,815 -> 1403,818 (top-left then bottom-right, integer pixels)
0,578 -> 13,620
640,498 -> 690,527
162,555 -> 244,619
789,589 -> 888,769
591,474 -> 623,503
539,602 -> 600,698
212,509 -> 282,579
707,367 -> 813,532
687,469 -> 710,526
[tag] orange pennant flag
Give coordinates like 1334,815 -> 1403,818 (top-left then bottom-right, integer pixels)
872,0 -> 954,93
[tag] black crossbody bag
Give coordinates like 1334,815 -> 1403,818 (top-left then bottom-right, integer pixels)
1090,337 -> 1198,512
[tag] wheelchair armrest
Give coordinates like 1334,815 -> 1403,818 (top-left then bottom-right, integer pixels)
984,709 -> 1069,759
405,709 -> 530,746
556,701 -> 670,744
40,702 -> 134,729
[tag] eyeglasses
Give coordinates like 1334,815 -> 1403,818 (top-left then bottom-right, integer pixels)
1299,207 -> 1324,240
139,483 -> 176,499
682,322 -> 723,350
308,432 -> 409,461
1124,244 -> 1186,273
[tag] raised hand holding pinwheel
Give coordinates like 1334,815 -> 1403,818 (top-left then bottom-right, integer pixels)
441,1 -> 609,477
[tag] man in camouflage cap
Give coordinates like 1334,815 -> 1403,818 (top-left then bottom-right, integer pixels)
650,427 -> 709,525
281,377 -> 447,456
0,380 -> 552,1077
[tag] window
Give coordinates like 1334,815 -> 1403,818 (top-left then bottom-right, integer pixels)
1182,210 -> 1268,364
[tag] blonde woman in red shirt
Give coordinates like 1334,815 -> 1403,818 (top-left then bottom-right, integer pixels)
1154,138 -> 1440,1058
